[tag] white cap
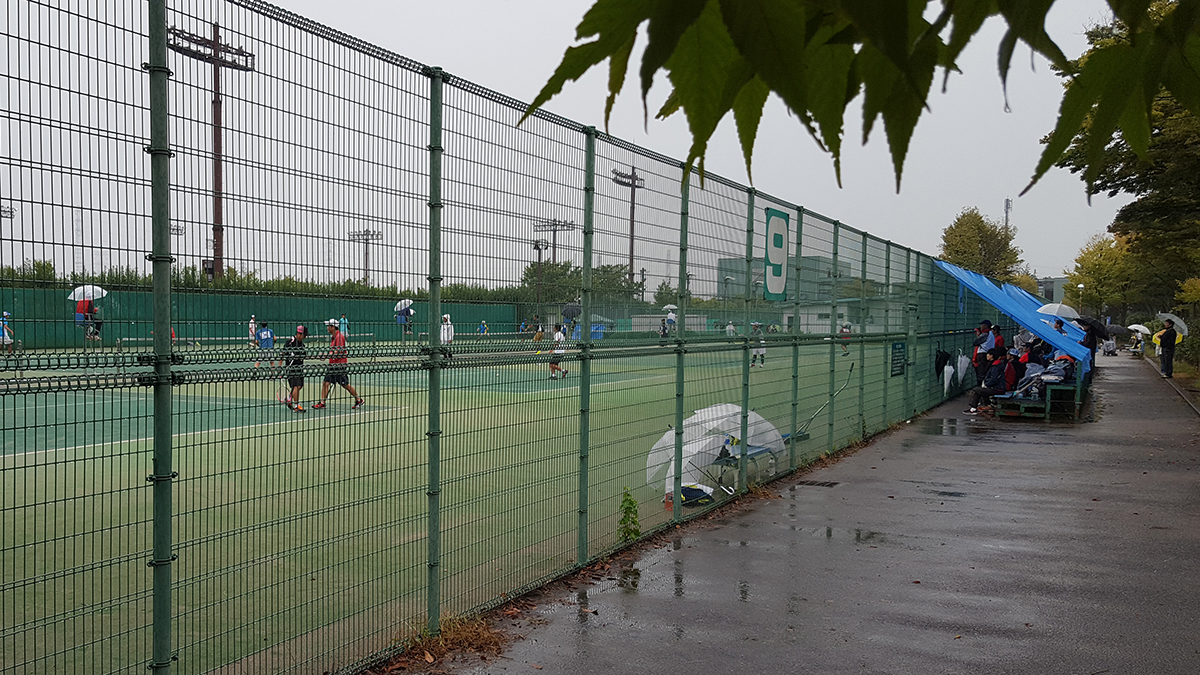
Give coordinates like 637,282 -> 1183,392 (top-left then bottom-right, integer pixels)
326,318 -> 339,327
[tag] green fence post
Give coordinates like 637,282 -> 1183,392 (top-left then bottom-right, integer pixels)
740,189 -> 755,493
424,66 -> 444,637
672,167 -> 690,519
904,249 -> 914,417
883,241 -> 891,425
859,232 -> 867,438
827,221 -> 840,454
790,206 -> 804,471
146,1 -> 176,671
577,128 -> 595,563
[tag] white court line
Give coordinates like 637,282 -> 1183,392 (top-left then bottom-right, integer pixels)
4,406 -> 408,457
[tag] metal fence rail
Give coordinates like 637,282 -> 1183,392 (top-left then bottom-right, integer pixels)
1,1 -> 999,673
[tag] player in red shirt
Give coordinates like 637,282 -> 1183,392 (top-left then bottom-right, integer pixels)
311,319 -> 364,409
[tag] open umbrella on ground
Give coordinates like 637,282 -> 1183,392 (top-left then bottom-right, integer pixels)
1127,324 -> 1152,335
1073,316 -> 1108,339
67,285 -> 107,301
646,403 -> 783,494
1036,303 -> 1080,319
1104,324 -> 1130,336
1156,312 -> 1189,336
661,304 -> 678,311
561,302 -> 581,321
394,299 -> 413,312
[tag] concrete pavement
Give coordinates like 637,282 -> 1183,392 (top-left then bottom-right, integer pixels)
452,355 -> 1200,675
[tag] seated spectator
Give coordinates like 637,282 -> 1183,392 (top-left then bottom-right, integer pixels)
1008,348 -> 1025,385
964,347 -> 1008,415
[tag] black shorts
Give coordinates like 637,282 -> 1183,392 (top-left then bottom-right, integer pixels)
550,355 -> 562,365
287,376 -> 304,389
324,365 -> 349,386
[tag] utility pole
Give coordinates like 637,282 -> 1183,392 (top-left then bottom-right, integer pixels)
348,229 -> 384,285
611,167 -> 644,284
168,23 -> 256,280
533,218 -> 577,263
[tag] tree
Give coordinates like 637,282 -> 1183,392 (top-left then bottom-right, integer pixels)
1052,6 -> 1200,313
938,207 -> 1024,281
1010,272 -> 1039,295
525,1 -> 1200,195
1065,234 -> 1139,320
653,280 -> 678,307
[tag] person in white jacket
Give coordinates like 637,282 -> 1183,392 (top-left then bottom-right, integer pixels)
440,314 -> 454,359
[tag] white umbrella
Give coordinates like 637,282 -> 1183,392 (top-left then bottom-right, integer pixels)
662,304 -> 678,311
394,299 -> 413,312
646,403 -> 783,492
1036,303 -> 1080,319
1127,323 -> 1151,335
67,285 -> 107,301
955,351 -> 972,386
1156,312 -> 1189,336
943,364 -> 955,397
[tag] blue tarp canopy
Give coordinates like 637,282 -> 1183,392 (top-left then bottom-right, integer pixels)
935,260 -> 1091,375
1001,283 -> 1087,341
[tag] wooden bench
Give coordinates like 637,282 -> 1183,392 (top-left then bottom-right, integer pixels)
992,380 -> 1086,420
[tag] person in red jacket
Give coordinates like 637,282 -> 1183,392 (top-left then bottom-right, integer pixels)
991,324 -> 1006,351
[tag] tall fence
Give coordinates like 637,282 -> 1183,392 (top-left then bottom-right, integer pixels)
0,1 -> 999,673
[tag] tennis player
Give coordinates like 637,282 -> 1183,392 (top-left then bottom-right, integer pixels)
313,319 -> 364,410
281,325 -> 308,413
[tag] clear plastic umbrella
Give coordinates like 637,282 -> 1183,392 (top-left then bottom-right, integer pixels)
943,364 -> 955,396
956,351 -> 972,386
67,285 -> 107,301
1127,324 -> 1151,335
1036,303 -> 1080,319
1156,312 -> 1189,336
394,299 -> 413,312
646,404 -> 783,492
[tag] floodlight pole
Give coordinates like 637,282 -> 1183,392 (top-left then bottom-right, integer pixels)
348,229 -> 384,285
168,23 -> 256,280
533,239 -> 550,308
612,167 -> 644,284
533,218 -> 577,264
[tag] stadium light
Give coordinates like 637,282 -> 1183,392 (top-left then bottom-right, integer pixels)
348,229 -> 384,285
611,167 -> 644,284
532,238 -> 551,310
533,218 -> 576,263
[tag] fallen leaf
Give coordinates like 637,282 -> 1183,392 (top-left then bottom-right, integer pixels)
531,665 -> 543,670
954,635 -> 962,639
912,580 -> 921,584
425,651 -> 434,663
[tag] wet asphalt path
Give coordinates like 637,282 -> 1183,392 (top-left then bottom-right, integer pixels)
454,355 -> 1200,675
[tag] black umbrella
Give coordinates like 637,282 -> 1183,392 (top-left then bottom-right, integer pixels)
1073,316 -> 1108,339
562,303 -> 582,320
1103,324 -> 1130,336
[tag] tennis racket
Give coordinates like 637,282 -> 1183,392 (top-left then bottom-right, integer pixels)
276,379 -> 292,405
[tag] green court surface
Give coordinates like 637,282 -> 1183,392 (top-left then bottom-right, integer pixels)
2,344 -> 886,674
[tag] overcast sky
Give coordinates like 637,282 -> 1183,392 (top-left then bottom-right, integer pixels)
276,0 -> 1129,279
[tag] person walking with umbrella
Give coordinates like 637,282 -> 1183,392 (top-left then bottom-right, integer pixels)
1,311 -> 13,354
1159,319 -> 1178,378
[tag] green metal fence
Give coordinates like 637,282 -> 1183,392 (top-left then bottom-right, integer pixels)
1,1 -> 1000,673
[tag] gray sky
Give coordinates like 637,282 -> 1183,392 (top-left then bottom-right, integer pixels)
277,0 -> 1129,279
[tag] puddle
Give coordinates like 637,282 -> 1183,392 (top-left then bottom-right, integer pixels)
917,418 -> 994,436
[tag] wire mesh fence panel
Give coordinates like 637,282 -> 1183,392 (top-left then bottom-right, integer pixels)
440,79 -> 585,340
437,359 -> 580,618
592,138 -> 684,331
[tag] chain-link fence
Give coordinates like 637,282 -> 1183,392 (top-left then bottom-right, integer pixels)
1,1 -> 999,673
